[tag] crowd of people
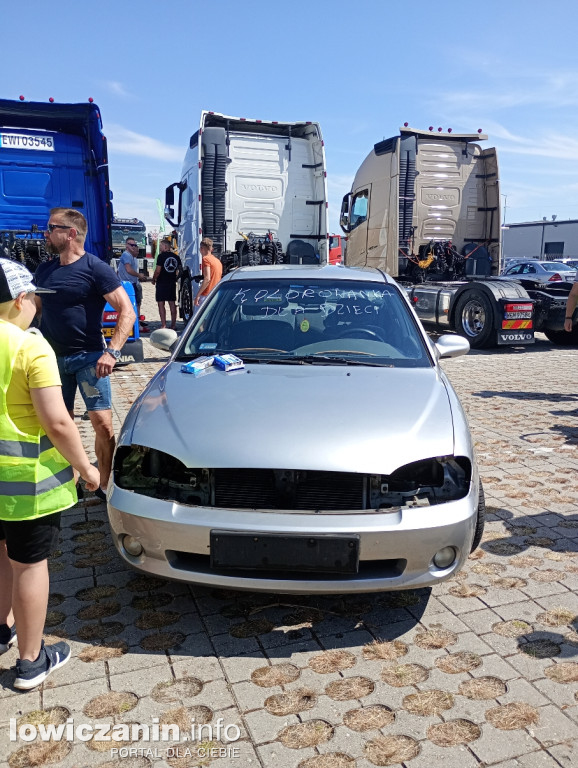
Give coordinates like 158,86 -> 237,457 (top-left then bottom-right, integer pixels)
0,208 -> 222,691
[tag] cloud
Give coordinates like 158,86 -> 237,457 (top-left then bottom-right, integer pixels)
107,124 -> 183,162
104,81 -> 132,98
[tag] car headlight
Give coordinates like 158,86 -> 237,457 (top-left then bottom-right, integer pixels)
113,445 -> 210,505
369,456 -> 471,509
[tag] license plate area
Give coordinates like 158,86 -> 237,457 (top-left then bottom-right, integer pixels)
210,531 -> 360,574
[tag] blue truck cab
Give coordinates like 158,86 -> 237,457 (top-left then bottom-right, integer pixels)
0,98 -> 142,362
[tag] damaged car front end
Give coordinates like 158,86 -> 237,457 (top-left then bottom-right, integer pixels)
107,265 -> 483,593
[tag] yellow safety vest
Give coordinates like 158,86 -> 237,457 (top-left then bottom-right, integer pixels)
0,321 -> 76,520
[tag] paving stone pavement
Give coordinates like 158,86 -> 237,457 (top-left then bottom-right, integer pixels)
2,281 -> 578,767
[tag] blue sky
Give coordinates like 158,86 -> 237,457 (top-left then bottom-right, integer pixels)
2,0 -> 578,233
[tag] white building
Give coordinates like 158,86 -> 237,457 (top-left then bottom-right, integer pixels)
502,219 -> 578,260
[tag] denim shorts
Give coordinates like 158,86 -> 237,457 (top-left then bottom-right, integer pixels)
56,350 -> 112,412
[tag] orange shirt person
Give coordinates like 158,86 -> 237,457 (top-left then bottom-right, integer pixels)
194,238 -> 223,309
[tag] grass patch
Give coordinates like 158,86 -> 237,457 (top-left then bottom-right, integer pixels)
545,662 -> 578,683
77,601 -> 120,621
381,591 -> 421,608
298,755 -> 355,768
449,583 -> 487,598
150,677 -> 203,703
381,663 -> 429,687
485,702 -> 539,730
471,562 -> 506,576
159,705 -> 213,730
78,641 -> 128,662
520,639 -> 561,658
265,688 -> 316,715
402,690 -> 454,716
363,640 -> 408,660
509,555 -> 542,568
492,576 -> 528,589
363,735 -> 420,766
16,707 -> 69,730
139,632 -> 185,651
251,663 -> 300,687
309,650 -> 356,674
126,575 -> 168,592
131,593 -> 174,611
8,742 -> 71,767
325,676 -> 374,701
427,719 -> 481,747
76,584 -> 117,601
135,611 -> 180,630
84,691 -> 138,718
458,676 -> 507,699
435,652 -> 482,674
343,705 -> 394,732
278,720 -> 333,749
414,629 -> 457,650
229,618 -> 274,638
493,620 -> 533,638
77,621 -> 124,641
536,607 -> 577,627
529,569 -> 562,583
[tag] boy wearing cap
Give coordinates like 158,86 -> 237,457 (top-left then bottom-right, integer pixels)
0,258 -> 100,690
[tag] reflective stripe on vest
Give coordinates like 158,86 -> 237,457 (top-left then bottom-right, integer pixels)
0,465 -> 74,496
0,434 -> 53,458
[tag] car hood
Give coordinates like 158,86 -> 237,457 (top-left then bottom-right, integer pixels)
127,362 -> 456,475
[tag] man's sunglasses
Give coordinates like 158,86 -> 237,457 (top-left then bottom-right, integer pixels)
46,224 -> 73,233
127,243 -> 138,247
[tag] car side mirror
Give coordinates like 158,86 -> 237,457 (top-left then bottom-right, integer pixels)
435,334 -> 470,359
150,328 -> 178,352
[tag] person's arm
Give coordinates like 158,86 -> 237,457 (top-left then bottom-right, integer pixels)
96,285 -> 136,378
120,254 -> 145,281
564,282 -> 578,332
151,265 -> 161,285
194,263 -> 212,306
34,295 -> 42,324
30,386 -> 100,490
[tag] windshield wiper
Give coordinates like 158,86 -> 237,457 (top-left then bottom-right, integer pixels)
285,355 -> 392,367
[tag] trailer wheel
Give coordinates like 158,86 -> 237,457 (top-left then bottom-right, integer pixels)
454,291 -> 495,349
470,482 -> 485,553
544,327 -> 578,346
180,276 -> 193,323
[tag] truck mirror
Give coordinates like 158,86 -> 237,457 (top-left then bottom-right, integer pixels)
165,206 -> 175,219
165,186 -> 175,206
340,193 -> 352,233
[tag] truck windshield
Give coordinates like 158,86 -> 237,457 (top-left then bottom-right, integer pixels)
179,278 -> 432,368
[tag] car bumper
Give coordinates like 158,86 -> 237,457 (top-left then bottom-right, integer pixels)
107,482 -> 478,594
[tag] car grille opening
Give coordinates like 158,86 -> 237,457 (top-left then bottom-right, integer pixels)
213,469 -> 365,511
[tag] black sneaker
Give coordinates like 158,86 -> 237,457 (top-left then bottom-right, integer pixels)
14,641 -> 71,690
0,624 -> 17,654
94,487 -> 107,501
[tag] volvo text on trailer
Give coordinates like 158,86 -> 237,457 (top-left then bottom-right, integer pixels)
165,111 -> 329,321
0,97 -> 143,362
340,126 -> 576,348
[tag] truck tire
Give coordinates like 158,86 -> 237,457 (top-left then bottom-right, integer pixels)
470,482 -> 485,553
454,290 -> 495,349
180,276 -> 193,323
544,327 -> 578,346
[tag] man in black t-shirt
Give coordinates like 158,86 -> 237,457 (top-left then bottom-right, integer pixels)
152,239 -> 181,329
35,208 -> 136,499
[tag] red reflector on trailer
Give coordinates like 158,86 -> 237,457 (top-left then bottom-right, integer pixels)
306,121 -> 312,125
49,97 -> 54,103
240,118 -> 246,121
256,119 -> 262,123
19,95 -> 24,101
88,97 -> 94,103
404,122 -> 409,127
198,162 -> 202,167
428,126 -> 433,131
504,303 -> 533,313
272,121 -> 278,124
412,296 -> 419,303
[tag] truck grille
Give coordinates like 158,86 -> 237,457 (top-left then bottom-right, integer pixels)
213,469 -> 365,511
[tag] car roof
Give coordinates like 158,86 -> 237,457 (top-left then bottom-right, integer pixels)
222,264 -> 394,284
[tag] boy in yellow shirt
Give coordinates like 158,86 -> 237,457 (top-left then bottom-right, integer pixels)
0,258 -> 100,690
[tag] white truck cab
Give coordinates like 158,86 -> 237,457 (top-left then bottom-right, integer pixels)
166,111 -> 328,321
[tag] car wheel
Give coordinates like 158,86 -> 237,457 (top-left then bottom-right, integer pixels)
180,276 -> 193,323
454,291 -> 495,349
470,482 -> 485,553
544,327 -> 578,345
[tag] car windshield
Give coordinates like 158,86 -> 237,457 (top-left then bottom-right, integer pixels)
542,262 -> 574,272
178,278 -> 432,368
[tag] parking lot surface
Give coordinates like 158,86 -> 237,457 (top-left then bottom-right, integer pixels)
2,282 -> 578,768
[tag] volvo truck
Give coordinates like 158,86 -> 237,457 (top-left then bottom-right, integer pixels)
0,97 -> 142,362
340,126 -> 575,348
165,111 -> 328,321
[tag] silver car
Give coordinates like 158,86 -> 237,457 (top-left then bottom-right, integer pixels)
107,265 -> 483,594
502,260 -> 575,283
